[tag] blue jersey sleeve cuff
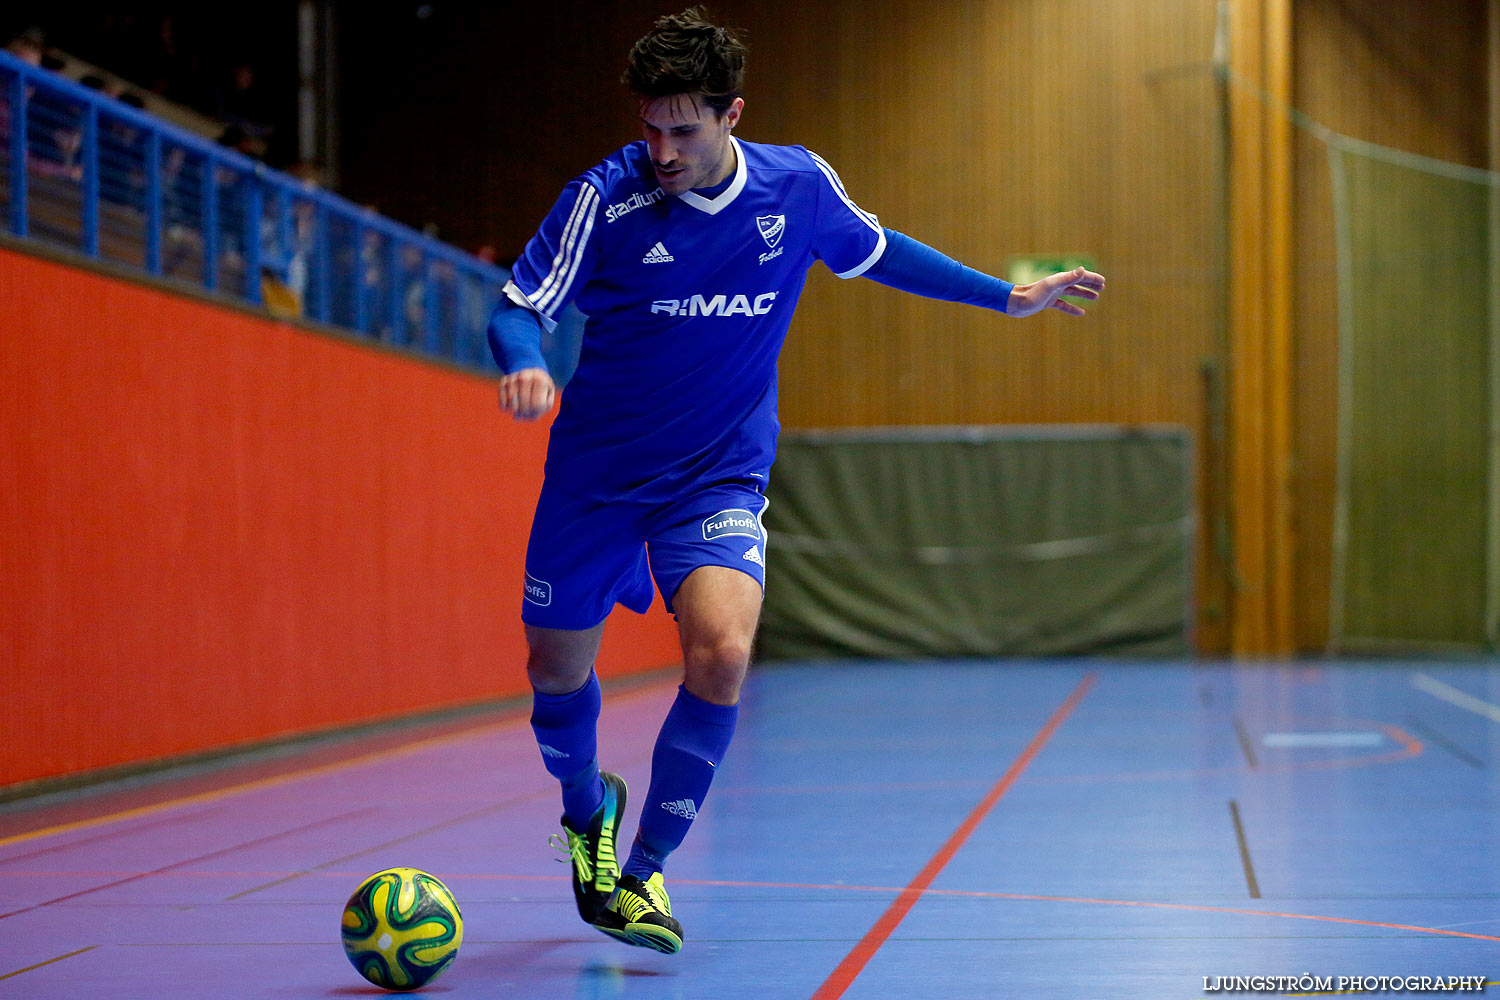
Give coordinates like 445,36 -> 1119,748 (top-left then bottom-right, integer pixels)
487,296 -> 549,374
863,228 -> 1013,313
502,280 -> 560,334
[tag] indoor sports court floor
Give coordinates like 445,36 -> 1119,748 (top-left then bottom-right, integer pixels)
3,659 -> 1498,999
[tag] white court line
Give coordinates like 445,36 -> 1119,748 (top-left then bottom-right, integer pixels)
1411,673 -> 1500,724
1433,917 -> 1500,931
1262,732 -> 1384,748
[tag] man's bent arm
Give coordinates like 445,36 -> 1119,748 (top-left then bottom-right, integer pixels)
488,299 -> 556,421
487,298 -> 550,375
862,228 -> 1014,314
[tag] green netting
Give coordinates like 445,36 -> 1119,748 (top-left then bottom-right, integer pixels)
758,428 -> 1193,661
1329,143 -> 1494,650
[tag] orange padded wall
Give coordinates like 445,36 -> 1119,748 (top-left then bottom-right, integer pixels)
0,248 -> 681,788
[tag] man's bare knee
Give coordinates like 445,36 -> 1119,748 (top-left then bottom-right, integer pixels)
684,634 -> 752,673
682,634 -> 752,704
673,565 -> 762,706
525,623 -> 604,694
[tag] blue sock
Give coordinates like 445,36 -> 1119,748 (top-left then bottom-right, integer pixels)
530,672 -> 604,829
623,686 -> 739,880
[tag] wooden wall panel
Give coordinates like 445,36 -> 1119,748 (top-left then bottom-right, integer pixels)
329,0 -> 1499,655
760,0 -> 1221,435
1291,0 -> 1488,650
747,0 -> 1227,645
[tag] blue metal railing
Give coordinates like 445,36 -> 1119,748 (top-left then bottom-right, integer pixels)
0,50 -> 581,376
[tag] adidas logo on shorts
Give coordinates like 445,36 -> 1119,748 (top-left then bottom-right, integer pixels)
660,798 -> 698,819
743,544 -> 763,566
642,241 -> 675,263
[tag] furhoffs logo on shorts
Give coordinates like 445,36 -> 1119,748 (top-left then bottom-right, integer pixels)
702,509 -> 761,541
523,572 -> 552,606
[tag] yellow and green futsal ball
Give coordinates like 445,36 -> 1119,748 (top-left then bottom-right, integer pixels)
341,867 -> 463,992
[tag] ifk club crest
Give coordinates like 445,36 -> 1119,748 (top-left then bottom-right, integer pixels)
756,214 -> 786,248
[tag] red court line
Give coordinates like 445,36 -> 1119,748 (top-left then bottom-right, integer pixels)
810,671 -> 1097,1000
671,878 -> 1500,945
930,889 -> 1500,943
8,866 -> 1493,946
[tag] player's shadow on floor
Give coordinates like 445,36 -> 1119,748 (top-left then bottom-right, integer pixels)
326,988 -> 455,997
457,940 -> 673,982
579,961 -> 672,979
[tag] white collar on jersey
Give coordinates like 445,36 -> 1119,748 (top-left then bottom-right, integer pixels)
677,136 -> 747,216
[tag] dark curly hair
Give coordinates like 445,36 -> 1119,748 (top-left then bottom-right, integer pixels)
623,7 -> 747,117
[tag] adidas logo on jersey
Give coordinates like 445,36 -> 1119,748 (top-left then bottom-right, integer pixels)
660,798 -> 698,819
743,545 -> 763,566
642,241 -> 675,263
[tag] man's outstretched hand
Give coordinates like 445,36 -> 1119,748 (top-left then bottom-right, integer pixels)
498,367 -> 556,422
1006,267 -> 1106,318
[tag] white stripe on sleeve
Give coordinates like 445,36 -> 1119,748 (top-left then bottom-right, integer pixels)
808,151 -> 881,232
532,184 -> 600,314
542,189 -> 599,313
529,186 -> 589,310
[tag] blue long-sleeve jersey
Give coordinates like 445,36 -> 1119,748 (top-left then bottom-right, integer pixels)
503,137 -> 886,501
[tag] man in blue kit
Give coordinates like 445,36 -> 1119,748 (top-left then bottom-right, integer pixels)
488,7 -> 1104,955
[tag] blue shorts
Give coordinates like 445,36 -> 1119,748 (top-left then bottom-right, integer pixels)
521,479 -> 769,629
